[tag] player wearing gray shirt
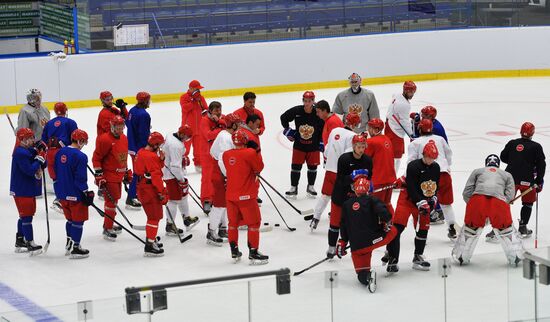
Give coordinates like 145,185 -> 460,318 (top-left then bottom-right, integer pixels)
333,73 -> 379,133
17,89 -> 50,141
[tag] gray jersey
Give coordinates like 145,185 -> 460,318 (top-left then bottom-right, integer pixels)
333,87 -> 379,133
16,103 -> 50,140
462,167 -> 515,203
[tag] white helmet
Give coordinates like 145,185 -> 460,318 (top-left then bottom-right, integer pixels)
26,89 -> 42,106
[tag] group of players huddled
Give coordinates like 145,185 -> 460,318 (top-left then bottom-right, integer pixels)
9,73 -> 546,288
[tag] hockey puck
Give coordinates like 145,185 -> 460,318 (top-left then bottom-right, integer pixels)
264,222 -> 269,226
275,224 -> 280,227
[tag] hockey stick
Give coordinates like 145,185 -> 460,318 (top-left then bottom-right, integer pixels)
86,165 -> 146,230
164,204 -> 193,244
89,203 -> 146,245
294,246 -> 351,276
258,175 -> 314,216
535,192 -> 539,249
259,181 -> 296,232
509,185 -> 536,205
42,171 -> 51,253
391,114 -> 413,139
4,108 -> 16,134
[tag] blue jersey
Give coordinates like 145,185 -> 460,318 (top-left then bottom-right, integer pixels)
432,119 -> 448,143
126,106 -> 151,155
54,146 -> 89,201
10,146 -> 42,197
41,116 -> 78,147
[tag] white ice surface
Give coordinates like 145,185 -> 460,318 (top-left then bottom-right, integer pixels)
1,77 -> 550,321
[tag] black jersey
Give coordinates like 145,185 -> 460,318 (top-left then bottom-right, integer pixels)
332,152 -> 373,206
340,195 -> 392,251
280,105 -> 324,152
500,138 -> 546,186
405,158 -> 440,205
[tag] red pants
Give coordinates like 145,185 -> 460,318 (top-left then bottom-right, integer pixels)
227,199 -> 261,248
60,200 -> 89,222
329,202 -> 342,227
384,121 -> 405,158
103,182 -> 121,229
371,183 -> 394,215
394,190 -> 430,231
211,163 -> 227,207
437,172 -> 454,205
165,178 -> 183,200
321,171 -> 337,196
46,147 -> 59,179
351,226 -> 398,272
292,149 -> 320,166
14,196 -> 36,217
516,184 -> 536,203
184,134 -> 201,166
138,184 -> 164,221
465,194 -> 512,229
200,154 -> 215,203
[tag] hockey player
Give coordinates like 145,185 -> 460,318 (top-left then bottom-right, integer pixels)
333,73 -> 380,133
385,142 -> 440,273
162,124 -> 199,237
41,102 -> 78,213
364,118 -> 397,214
126,92 -> 152,210
495,122 -> 546,239
239,114 -> 262,149
327,134 -> 373,258
233,92 -> 265,136
96,91 -> 128,137
180,80 -> 208,172
452,154 -> 524,266
209,113 -> 242,246
281,91 -> 324,198
316,100 -> 344,148
134,132 -> 168,257
416,105 -> 448,142
54,129 -> 95,259
384,81 -> 416,174
337,176 -> 397,289
310,112 -> 360,230
17,89 -> 50,141
407,119 -> 457,239
199,101 -> 225,213
92,116 -> 131,241
11,128 -> 46,255
222,129 -> 268,264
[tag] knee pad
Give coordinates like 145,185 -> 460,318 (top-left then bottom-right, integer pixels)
291,164 -> 302,172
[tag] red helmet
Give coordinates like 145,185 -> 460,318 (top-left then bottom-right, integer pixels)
148,132 -> 165,146
231,129 -> 249,146
99,91 -> 113,101
223,113 -> 242,128
367,118 -> 384,131
71,129 -> 88,142
16,128 -> 34,141
136,91 -> 151,104
303,91 -> 315,100
403,81 -> 417,92
420,105 -> 437,119
418,118 -> 433,134
54,102 -> 67,116
110,115 -> 125,127
352,134 -> 366,145
423,142 -> 439,159
345,113 -> 361,127
520,122 -> 535,138
353,177 -> 371,196
178,124 -> 193,137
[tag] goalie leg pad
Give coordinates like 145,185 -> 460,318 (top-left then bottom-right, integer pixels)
452,225 -> 481,265
494,226 -> 525,266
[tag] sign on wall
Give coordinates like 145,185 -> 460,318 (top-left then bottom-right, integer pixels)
113,24 -> 149,46
0,2 -> 39,36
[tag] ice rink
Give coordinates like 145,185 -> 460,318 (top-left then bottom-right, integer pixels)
1,77 -> 549,321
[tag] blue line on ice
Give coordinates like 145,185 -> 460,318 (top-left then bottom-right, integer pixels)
0,282 -> 61,322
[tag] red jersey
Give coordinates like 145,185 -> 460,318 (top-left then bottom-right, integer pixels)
223,148 -> 264,201
239,126 -> 260,148
322,114 -> 344,145
96,106 -> 126,137
233,107 -> 265,135
180,92 -> 207,134
92,132 -> 129,182
134,148 -> 165,193
365,134 -> 397,185
199,115 -> 223,157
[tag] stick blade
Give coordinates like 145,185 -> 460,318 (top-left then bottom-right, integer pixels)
300,209 -> 314,216
43,242 -> 50,254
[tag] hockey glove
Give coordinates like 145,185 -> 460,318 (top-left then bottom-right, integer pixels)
283,128 -> 297,142
34,140 -> 48,152
94,169 -> 106,188
393,176 -> 406,189
410,112 -> 420,123
336,239 -> 348,258
217,119 -> 227,129
82,190 -> 95,206
179,178 -> 189,196
123,169 -> 133,185
416,200 -> 430,216
34,152 -> 46,166
535,181 -> 543,193
182,155 -> 191,168
351,169 -> 369,181
191,89 -> 201,101
319,141 -> 325,153
115,99 -> 127,110
428,195 -> 438,208
158,191 -> 169,205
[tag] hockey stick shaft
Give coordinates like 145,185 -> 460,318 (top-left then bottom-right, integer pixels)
373,184 -> 396,193
164,204 -> 187,243
90,203 -> 146,245
42,171 -> 50,253
260,181 -> 296,232
535,192 -> 539,249
391,114 -> 412,139
294,246 -> 351,276
509,186 -> 535,205
4,108 -> 16,134
163,165 -> 205,212
258,175 -> 313,215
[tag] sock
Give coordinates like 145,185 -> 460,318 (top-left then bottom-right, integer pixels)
328,225 -> 339,247
307,165 -> 317,186
71,221 -> 84,245
441,204 -> 456,225
520,204 -> 533,225
209,207 -> 223,232
17,218 -> 23,236
21,216 -> 34,242
290,164 -> 302,187
103,203 -> 116,230
146,219 -> 159,241
178,197 -> 190,217
66,220 -> 72,238
247,221 -> 260,249
313,195 -> 331,220
220,208 -> 228,227
394,158 -> 401,175
128,177 -> 137,200
414,229 -> 429,255
228,226 -> 238,244
166,200 -> 179,224
387,224 -> 405,262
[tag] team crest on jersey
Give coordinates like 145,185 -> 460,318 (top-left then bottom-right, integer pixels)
335,134 -> 340,140
348,103 -> 363,114
60,155 -> 67,163
516,144 -> 524,152
117,153 -> 128,164
489,168 -> 496,172
420,180 -> 437,197
384,141 -> 390,149
54,120 -> 61,127
229,157 -> 236,166
299,124 -> 314,140
352,202 -> 360,211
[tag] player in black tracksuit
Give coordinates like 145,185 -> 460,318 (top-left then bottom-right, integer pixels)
499,122 -> 546,237
280,91 -> 325,197
338,176 -> 397,288
327,135 -> 373,258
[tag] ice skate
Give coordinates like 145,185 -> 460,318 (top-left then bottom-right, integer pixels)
14,234 -> 28,253
447,224 -> 457,240
381,251 -> 389,266
285,186 -> 297,199
51,199 -> 64,214
97,189 -> 104,201
218,226 -> 228,242
412,254 -> 431,271
249,248 -> 269,265
306,185 -> 317,198
65,237 -> 74,256
230,242 -> 242,263
155,236 -> 163,248
26,241 -> 43,256
184,216 -> 200,230
386,257 -> 399,276
366,270 -> 377,293
144,241 -> 164,257
102,229 -> 117,241
112,225 -> 122,235
165,223 -> 184,236
518,225 -> 533,239
125,198 -> 142,210
485,230 -> 498,243
206,227 -> 223,247
309,218 -> 319,232
430,209 -> 445,225
70,244 -> 90,259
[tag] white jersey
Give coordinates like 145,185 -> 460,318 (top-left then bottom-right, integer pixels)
324,127 -> 355,173
407,134 -> 452,172
162,133 -> 187,181
210,130 -> 235,176
386,93 -> 413,138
